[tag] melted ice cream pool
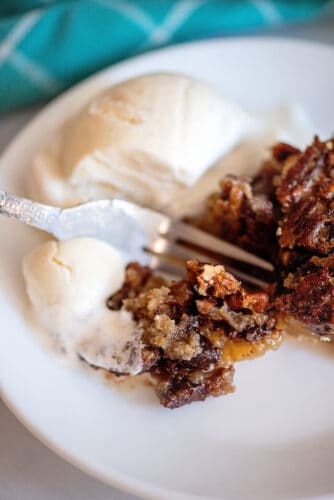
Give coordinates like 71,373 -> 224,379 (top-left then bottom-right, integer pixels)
23,238 -> 143,375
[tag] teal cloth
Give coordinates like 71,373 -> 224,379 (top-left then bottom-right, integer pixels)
0,0 -> 333,112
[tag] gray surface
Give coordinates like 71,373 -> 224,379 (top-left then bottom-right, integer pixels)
0,403 -> 136,500
1,19 -> 334,500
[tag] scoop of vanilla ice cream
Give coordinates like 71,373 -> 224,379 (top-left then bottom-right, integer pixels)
28,73 -> 252,209
23,238 -> 143,374
23,238 -> 124,319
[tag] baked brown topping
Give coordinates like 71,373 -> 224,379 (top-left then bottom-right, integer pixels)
103,136 -> 332,408
277,136 -> 334,258
276,255 -> 334,335
195,136 -> 334,337
192,173 -> 277,261
107,260 -> 279,408
273,139 -> 333,336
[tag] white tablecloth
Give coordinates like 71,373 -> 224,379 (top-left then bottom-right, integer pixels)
1,20 -> 334,500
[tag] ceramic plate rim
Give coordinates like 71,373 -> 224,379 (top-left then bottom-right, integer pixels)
1,37 -> 334,500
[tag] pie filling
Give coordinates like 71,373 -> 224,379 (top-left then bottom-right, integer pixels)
194,136 -> 334,337
105,136 -> 333,408
107,261 -> 281,409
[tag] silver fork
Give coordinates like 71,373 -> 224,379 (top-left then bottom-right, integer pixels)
0,190 -> 274,287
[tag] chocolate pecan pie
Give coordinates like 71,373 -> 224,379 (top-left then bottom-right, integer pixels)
105,136 -> 332,409
108,260 -> 281,408
196,136 -> 334,337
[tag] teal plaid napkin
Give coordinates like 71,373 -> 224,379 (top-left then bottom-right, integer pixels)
0,0 -> 333,112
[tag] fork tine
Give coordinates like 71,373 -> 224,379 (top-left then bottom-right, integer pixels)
115,200 -> 273,272
114,199 -> 274,286
146,237 -> 274,288
165,220 -> 274,272
149,254 -> 185,278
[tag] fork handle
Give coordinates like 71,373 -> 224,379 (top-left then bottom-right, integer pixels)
0,189 -> 61,234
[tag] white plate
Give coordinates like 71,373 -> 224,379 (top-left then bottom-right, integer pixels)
1,38 -> 334,500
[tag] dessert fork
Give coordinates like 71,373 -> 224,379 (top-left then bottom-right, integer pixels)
0,190 -> 274,287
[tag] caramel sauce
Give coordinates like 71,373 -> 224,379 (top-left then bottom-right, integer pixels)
222,331 -> 283,363
203,327 -> 283,363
